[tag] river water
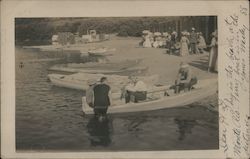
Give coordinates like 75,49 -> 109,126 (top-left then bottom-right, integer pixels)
16,47 -> 219,151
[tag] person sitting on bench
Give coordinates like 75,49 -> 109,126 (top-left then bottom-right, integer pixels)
175,62 -> 197,93
123,76 -> 148,103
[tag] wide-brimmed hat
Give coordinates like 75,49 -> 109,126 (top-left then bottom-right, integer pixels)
191,27 -> 195,31
180,62 -> 189,68
87,79 -> 96,86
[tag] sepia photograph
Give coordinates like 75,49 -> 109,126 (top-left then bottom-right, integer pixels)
15,16 -> 219,151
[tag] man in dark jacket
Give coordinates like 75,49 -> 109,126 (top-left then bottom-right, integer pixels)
189,27 -> 198,54
93,77 -> 112,117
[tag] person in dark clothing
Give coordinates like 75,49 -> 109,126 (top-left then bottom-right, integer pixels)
93,77 -> 112,117
189,28 -> 198,54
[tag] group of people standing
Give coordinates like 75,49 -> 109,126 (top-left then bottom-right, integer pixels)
177,27 -> 207,56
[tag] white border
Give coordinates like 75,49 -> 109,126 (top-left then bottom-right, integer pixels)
1,0 -> 249,158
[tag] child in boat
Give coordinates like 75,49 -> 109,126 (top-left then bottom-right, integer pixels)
175,62 -> 197,93
122,76 -> 148,103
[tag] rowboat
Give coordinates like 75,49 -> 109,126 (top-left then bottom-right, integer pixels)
48,73 -> 159,92
82,78 -> 217,114
88,48 -> 114,56
66,59 -> 142,69
48,65 -> 148,74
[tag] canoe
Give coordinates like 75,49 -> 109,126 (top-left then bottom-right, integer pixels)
48,73 -> 159,92
82,78 -> 217,114
48,65 -> 148,74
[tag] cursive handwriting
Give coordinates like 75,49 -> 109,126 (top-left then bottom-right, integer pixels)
220,4 -> 249,158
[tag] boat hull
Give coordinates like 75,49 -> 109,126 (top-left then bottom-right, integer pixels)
82,79 -> 217,114
48,73 -> 159,92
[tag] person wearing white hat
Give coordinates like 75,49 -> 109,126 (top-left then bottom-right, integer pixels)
86,79 -> 97,108
197,32 -> 207,53
122,75 -> 147,103
180,32 -> 190,56
189,27 -> 198,54
175,62 -> 198,93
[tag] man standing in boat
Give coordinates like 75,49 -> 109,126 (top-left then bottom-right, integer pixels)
93,77 -> 112,117
175,62 -> 197,93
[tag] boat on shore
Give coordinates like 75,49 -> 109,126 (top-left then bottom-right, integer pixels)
48,72 -> 159,92
82,78 -> 217,114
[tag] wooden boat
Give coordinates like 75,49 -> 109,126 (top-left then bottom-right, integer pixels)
66,59 -> 142,69
48,65 -> 147,74
88,48 -> 114,56
48,73 -> 159,92
82,78 -> 217,114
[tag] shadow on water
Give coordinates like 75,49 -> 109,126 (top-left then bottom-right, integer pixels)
86,115 -> 113,147
174,118 -> 196,141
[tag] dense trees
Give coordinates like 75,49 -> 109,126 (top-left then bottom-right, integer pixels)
15,16 -> 216,45
15,17 -> 174,45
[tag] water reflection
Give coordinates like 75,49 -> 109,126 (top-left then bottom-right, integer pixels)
174,118 -> 196,141
87,115 -> 113,147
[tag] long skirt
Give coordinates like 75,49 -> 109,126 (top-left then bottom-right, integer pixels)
208,47 -> 218,71
180,42 -> 189,56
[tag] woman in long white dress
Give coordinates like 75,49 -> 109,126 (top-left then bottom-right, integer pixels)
208,31 -> 218,72
197,32 -> 207,53
180,32 -> 190,56
143,34 -> 152,48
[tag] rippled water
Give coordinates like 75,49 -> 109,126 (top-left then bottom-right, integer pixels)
16,47 -> 219,151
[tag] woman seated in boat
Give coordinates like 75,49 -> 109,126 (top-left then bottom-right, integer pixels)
175,62 -> 198,93
121,76 -> 148,103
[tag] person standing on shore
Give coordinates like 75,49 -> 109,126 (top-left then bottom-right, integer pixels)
189,28 -> 198,54
208,31 -> 218,72
197,32 -> 207,53
93,77 -> 112,118
180,32 -> 190,56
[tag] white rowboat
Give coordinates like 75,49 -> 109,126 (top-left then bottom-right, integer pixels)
82,78 -> 217,114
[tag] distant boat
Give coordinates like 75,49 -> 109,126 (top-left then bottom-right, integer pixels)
48,59 -> 145,74
82,78 -> 217,114
66,59 -> 142,69
48,73 -> 159,92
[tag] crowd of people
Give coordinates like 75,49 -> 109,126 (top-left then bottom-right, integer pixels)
140,28 -> 215,55
140,28 -> 218,72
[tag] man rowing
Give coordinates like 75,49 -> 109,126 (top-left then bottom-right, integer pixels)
122,76 -> 148,103
175,62 -> 198,93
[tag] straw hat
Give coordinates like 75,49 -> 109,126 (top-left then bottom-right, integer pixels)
87,79 -> 96,86
180,62 -> 189,68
